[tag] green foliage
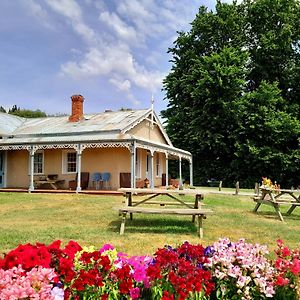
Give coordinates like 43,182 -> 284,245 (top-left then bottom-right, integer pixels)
0,106 -> 6,113
163,0 -> 300,187
8,105 -> 47,118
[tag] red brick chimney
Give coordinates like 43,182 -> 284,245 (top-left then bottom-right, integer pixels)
69,94 -> 84,122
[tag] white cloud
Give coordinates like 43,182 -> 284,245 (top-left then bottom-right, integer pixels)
45,0 -> 97,44
41,0 -> 199,105
45,0 -> 82,20
99,11 -> 139,44
109,77 -> 131,92
25,0 -> 54,29
60,46 -> 164,93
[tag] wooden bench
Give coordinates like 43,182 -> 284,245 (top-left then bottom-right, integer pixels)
115,206 -> 213,238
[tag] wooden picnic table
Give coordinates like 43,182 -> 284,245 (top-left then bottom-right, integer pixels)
253,187 -> 300,221
35,179 -> 65,190
116,188 -> 213,238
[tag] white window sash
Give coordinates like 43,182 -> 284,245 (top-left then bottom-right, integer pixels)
28,150 -> 44,175
62,150 -> 77,174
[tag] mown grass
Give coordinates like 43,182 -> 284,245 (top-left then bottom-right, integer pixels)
0,191 -> 299,257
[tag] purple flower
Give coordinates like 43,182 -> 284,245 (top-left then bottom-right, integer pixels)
204,246 -> 214,257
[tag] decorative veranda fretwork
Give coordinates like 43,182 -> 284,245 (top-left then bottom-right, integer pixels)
135,142 -> 192,161
33,144 -> 79,151
81,142 -> 132,151
0,141 -> 191,161
0,145 -> 32,151
0,142 -> 132,152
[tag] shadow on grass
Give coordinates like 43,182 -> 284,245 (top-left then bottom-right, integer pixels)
253,211 -> 300,221
109,217 -> 197,234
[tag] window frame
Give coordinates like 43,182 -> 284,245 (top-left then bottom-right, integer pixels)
33,151 -> 44,175
62,150 -> 77,174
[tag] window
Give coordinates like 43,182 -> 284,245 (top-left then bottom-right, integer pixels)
34,151 -> 44,174
62,151 -> 77,174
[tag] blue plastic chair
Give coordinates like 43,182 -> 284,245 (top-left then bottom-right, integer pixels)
91,172 -> 102,190
101,172 -> 111,189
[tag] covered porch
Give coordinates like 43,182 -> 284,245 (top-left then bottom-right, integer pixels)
0,138 -> 193,193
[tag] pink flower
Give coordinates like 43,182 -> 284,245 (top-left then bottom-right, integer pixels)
130,287 -> 140,299
277,239 -> 284,246
99,244 -> 115,254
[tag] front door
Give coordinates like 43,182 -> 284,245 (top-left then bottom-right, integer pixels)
0,151 -> 5,188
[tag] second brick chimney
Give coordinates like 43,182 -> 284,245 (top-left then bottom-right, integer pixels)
69,94 -> 84,122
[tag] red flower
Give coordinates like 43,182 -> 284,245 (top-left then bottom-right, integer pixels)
275,275 -> 289,286
63,240 -> 82,259
282,246 -> 291,257
162,291 -> 175,300
291,258 -> 300,275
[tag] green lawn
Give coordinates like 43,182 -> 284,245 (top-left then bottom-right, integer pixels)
0,191 -> 299,256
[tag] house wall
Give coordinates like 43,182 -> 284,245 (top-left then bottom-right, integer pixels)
128,120 -> 168,144
136,149 -> 166,187
6,150 -> 29,188
42,147 -> 131,190
6,147 -> 167,189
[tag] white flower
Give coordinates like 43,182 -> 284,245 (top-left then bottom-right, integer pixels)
51,287 -> 64,300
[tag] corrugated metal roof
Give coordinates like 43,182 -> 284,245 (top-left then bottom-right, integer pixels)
0,112 -> 26,135
0,109 -> 189,155
0,132 -> 129,144
0,109 -> 150,137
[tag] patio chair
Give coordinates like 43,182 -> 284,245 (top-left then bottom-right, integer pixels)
91,172 -> 102,190
69,172 -> 90,190
101,172 -> 111,190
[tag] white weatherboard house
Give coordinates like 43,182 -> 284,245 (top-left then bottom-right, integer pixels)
0,95 -> 193,192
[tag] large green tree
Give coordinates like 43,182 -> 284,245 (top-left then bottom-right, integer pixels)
162,0 -> 300,187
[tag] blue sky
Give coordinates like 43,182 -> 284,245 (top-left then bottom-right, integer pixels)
0,0 -> 233,116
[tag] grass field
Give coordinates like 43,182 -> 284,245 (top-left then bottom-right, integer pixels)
0,191 -> 299,257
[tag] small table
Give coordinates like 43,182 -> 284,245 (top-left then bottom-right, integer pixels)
116,188 -> 212,237
253,187 -> 300,221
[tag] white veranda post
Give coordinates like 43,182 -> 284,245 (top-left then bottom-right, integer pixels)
165,153 -> 169,188
76,145 -> 82,193
28,147 -> 35,192
150,151 -> 154,189
179,156 -> 183,188
130,142 -> 136,188
189,157 -> 193,187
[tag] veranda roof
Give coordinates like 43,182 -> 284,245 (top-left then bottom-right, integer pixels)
0,109 -> 191,159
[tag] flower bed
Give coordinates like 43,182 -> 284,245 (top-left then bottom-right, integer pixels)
0,239 -> 299,299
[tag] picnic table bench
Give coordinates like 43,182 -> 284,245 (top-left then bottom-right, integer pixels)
34,175 -> 65,190
116,206 -> 213,238
116,188 -> 213,238
253,187 -> 300,221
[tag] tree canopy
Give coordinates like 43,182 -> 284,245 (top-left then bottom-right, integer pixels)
4,105 -> 47,118
162,0 -> 300,188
